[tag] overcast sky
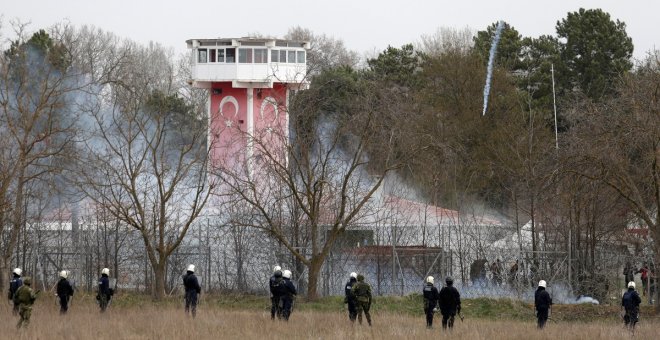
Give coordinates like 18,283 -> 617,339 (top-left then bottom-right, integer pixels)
1,0 -> 658,61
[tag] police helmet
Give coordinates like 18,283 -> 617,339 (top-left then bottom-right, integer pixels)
13,268 -> 22,276
187,264 -> 195,272
283,270 -> 292,279
101,268 -> 110,276
273,265 -> 282,273
426,276 -> 434,284
60,270 -> 68,279
350,272 -> 357,279
538,280 -> 547,288
628,281 -> 635,289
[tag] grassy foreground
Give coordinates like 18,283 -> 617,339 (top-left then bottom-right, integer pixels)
1,294 -> 658,339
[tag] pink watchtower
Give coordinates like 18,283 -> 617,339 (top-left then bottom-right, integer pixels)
186,37 -> 309,168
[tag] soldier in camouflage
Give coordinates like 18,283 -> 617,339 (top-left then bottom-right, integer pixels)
14,276 -> 38,328
351,274 -> 372,326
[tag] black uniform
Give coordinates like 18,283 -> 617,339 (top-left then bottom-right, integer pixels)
56,278 -> 74,314
438,284 -> 461,329
269,271 -> 284,319
344,277 -> 357,322
534,286 -> 553,329
8,274 -> 22,315
183,271 -> 201,317
97,274 -> 111,312
622,288 -> 641,330
281,277 -> 297,321
423,282 -> 440,328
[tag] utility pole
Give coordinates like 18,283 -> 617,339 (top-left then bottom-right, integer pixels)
551,64 -> 559,150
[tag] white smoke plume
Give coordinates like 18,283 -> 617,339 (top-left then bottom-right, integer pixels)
482,20 -> 504,116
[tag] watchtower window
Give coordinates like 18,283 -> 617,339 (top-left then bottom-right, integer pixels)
217,49 -> 225,63
254,49 -> 267,63
226,48 -> 236,63
209,49 -> 216,63
287,50 -> 296,63
280,50 -> 287,63
198,49 -> 208,63
297,51 -> 305,64
238,48 -> 253,63
271,49 -> 279,62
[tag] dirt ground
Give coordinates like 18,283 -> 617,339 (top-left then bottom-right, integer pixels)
1,300 -> 657,339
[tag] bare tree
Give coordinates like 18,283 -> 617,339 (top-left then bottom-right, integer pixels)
418,26 -> 474,56
75,46 -> 215,298
0,24 -> 84,291
285,27 -> 360,75
564,54 -> 660,309
213,69 -> 415,299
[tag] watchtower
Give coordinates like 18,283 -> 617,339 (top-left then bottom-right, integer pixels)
186,37 -> 309,167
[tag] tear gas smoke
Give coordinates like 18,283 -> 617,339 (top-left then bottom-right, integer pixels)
482,20 -> 504,116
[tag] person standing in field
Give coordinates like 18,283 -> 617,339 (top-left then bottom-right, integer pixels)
623,262 -> 635,288
491,259 -> 503,286
535,280 -> 553,329
56,270 -> 74,315
622,281 -> 641,331
438,276 -> 461,330
183,264 -> 201,318
97,268 -> 113,312
344,272 -> 358,323
8,267 -> 23,316
14,276 -> 38,328
636,263 -> 649,296
423,276 -> 440,329
280,270 -> 297,321
351,274 -> 373,326
269,265 -> 284,320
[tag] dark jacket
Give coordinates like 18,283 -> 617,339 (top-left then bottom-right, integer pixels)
98,274 -> 111,296
622,288 -> 641,311
282,278 -> 297,299
535,287 -> 552,311
270,271 -> 284,296
8,275 -> 22,300
438,285 -> 461,314
183,272 -> 201,294
56,278 -> 74,299
344,278 -> 357,303
423,283 -> 439,309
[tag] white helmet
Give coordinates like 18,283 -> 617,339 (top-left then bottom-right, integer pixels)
283,270 -> 292,279
273,265 -> 282,273
426,276 -> 434,284
350,272 -> 357,279
13,268 -> 22,276
60,270 -> 68,279
101,268 -> 110,276
628,281 -> 635,289
538,280 -> 547,288
187,264 -> 195,272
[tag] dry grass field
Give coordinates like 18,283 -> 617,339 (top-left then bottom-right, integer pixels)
1,297 -> 658,340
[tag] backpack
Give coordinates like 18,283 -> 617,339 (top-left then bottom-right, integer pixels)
354,283 -> 370,303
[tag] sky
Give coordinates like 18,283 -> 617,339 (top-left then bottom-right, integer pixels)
1,0 -> 658,61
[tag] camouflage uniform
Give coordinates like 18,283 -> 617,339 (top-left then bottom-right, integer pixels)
351,275 -> 372,326
14,277 -> 37,328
